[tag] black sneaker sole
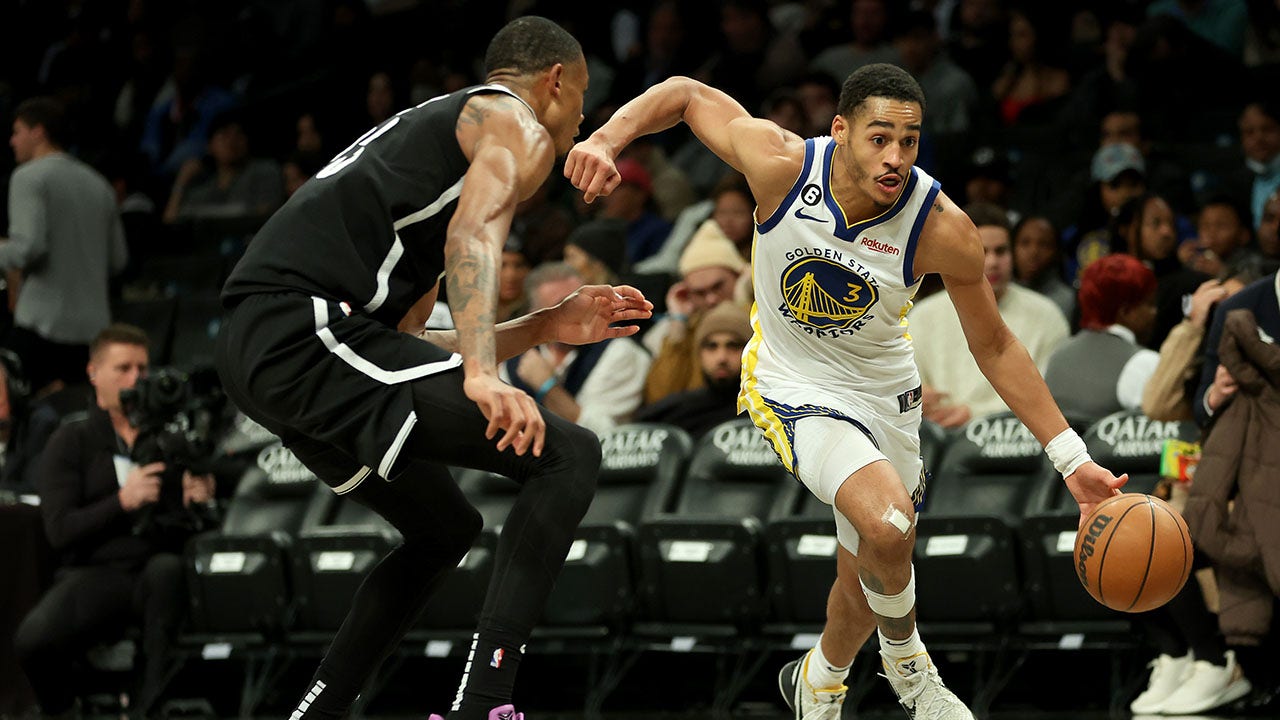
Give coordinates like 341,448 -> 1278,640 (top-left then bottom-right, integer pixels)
778,658 -> 803,719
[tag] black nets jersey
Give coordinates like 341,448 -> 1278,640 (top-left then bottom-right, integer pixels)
222,84 -> 535,327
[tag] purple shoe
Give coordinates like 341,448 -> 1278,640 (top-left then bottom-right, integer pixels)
426,705 -> 524,720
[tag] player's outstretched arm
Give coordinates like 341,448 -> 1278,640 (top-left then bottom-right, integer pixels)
566,76 -> 800,211
413,283 -> 653,360
917,194 -> 1127,520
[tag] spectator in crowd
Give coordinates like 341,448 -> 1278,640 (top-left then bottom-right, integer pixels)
893,9 -> 979,137
809,0 -> 898,87
138,50 -> 239,180
596,157 -> 671,264
1011,215 -> 1074,318
1113,192 -> 1211,349
1098,109 -> 1193,213
612,1 -> 699,97
643,219 -> 746,404
1194,269 -> 1280,427
634,299 -> 749,438
794,71 -> 840,137
1142,265 -> 1262,421
619,136 -> 696,222
14,324 -> 215,718
762,90 -> 808,137
0,349 -> 36,492
365,70 -> 396,127
961,146 -> 1013,211
497,235 -> 533,324
512,175 -> 575,266
1185,195 -> 1255,277
295,111 -> 327,156
697,0 -> 806,114
1044,254 -> 1159,422
1061,11 -> 1142,148
282,149 -> 324,198
946,0 -> 1010,91
1069,143 -> 1148,275
992,6 -> 1070,127
911,203 -> 1069,427
162,112 -> 284,225
563,218 -> 628,287
1258,189 -> 1280,262
1236,100 -> 1280,232
710,171 -> 755,261
3,96 -> 128,394
506,263 -> 650,436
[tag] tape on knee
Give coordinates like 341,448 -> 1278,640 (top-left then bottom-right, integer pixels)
860,564 -> 916,618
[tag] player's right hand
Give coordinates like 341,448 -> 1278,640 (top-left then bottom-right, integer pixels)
464,374 -> 546,457
564,137 -> 621,204
119,462 -> 165,511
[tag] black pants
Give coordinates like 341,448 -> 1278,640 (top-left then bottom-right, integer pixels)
13,554 -> 186,715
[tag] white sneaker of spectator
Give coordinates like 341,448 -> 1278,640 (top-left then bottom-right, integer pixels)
1129,652 -> 1193,714
1159,649 -> 1252,714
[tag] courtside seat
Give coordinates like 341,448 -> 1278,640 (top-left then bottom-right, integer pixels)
914,412 -> 1046,624
169,295 -> 224,371
186,446 -> 329,638
1020,410 -> 1198,626
541,423 -> 692,629
635,418 -> 798,629
291,495 -> 400,635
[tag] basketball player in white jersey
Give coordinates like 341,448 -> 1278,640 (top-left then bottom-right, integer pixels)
566,64 -> 1128,720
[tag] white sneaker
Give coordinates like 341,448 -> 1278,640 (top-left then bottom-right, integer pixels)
880,652 -> 974,720
778,651 -> 847,720
1129,652 -> 1194,714
1160,650 -> 1252,714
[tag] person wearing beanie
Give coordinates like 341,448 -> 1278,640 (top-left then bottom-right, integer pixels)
635,300 -> 751,438
642,219 -> 748,403
564,217 -> 629,285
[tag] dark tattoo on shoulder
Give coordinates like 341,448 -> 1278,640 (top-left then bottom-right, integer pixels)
456,100 -> 491,131
933,200 -> 943,213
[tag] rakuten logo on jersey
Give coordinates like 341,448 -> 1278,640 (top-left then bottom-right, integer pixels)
860,237 -> 899,256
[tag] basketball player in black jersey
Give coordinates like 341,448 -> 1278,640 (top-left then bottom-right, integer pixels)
215,17 -> 650,720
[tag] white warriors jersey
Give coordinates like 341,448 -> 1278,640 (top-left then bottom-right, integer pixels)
738,136 -> 941,417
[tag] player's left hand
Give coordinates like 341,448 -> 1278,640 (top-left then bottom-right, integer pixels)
1065,461 -> 1128,529
565,138 -> 621,203
544,284 -> 653,346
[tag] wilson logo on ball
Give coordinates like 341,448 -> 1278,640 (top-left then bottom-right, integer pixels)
1076,512 -> 1113,588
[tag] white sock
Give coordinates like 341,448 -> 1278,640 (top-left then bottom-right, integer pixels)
879,627 -> 929,676
804,638 -> 851,689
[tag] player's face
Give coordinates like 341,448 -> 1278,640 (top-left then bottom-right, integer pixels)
837,98 -> 922,208
547,58 -> 588,156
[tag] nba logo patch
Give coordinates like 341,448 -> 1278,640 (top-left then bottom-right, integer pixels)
490,648 -> 504,669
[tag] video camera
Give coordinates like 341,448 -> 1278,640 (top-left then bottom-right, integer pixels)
119,367 -> 229,541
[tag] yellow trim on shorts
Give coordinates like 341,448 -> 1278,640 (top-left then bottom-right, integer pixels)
737,302 -> 795,473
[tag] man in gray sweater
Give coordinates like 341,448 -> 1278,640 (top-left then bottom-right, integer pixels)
4,96 -> 127,393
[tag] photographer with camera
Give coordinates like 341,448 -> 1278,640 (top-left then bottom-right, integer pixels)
14,324 -> 214,718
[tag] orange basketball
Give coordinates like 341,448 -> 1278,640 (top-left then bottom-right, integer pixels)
1073,493 -> 1193,613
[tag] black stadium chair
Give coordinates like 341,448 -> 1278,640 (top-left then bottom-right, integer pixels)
169,295 -> 225,371
541,423 -> 692,630
914,412 -> 1047,625
635,417 -> 798,629
290,496 -> 400,636
185,445 -> 329,638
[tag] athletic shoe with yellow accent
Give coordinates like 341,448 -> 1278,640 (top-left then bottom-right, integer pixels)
778,651 -> 847,720
880,652 -> 974,720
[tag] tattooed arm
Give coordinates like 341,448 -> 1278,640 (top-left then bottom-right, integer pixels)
445,93 -> 555,455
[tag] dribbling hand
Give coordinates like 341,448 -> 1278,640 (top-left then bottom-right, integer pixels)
1065,461 -> 1128,529
564,139 -> 621,204
464,374 -> 545,457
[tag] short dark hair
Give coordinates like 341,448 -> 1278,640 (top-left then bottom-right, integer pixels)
1198,193 -> 1247,225
14,96 -> 69,148
90,323 -> 150,360
484,16 -> 582,76
965,202 -> 1010,234
836,63 -> 926,118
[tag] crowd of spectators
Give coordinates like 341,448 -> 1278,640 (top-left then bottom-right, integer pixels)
2,0 -> 1280,716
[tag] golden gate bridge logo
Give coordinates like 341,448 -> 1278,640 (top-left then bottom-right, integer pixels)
780,257 -> 877,330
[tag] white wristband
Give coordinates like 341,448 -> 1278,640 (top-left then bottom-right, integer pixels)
1045,428 -> 1091,478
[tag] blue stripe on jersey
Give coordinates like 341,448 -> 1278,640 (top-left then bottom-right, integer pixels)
761,396 -> 879,478
822,141 -> 918,243
758,138 -> 816,234
902,177 -> 941,286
